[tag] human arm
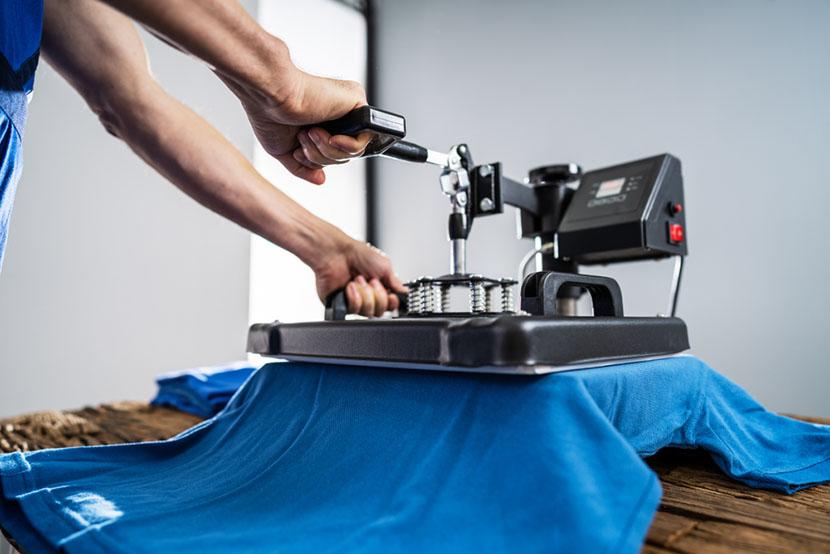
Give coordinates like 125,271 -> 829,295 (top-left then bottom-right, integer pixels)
97,0 -> 374,185
40,0 -> 403,316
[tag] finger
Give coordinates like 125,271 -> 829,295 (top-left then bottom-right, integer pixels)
297,130 -> 345,167
295,131 -> 337,167
381,270 -> 407,294
359,283 -> 375,317
307,128 -> 355,162
370,278 -> 388,316
355,276 -> 375,317
346,282 -> 362,314
293,148 -> 323,171
292,147 -> 323,170
387,292 -> 400,312
329,131 -> 373,156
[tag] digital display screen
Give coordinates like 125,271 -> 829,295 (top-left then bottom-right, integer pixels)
595,178 -> 625,198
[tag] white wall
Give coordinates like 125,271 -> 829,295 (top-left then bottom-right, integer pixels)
0,4 -> 257,417
249,0 -> 367,326
374,0 -> 830,416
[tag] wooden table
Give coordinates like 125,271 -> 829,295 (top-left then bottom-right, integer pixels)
2,404 -> 829,553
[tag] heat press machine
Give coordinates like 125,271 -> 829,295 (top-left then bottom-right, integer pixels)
248,107 -> 690,374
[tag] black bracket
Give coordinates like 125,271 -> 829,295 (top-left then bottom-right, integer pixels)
470,163 -> 504,218
520,271 -> 624,317
469,162 -> 541,219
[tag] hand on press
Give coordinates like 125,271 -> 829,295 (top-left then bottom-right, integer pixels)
240,64 -> 373,185
315,239 -> 407,318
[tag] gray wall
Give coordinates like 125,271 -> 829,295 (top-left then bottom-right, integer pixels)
0,12 -> 256,417
375,0 -> 830,416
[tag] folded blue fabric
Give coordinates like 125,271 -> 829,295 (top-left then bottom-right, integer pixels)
2,356 -> 829,553
150,362 -> 258,418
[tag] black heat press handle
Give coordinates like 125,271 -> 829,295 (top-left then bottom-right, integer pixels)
318,106 -> 432,163
318,106 -> 406,157
520,271 -> 625,317
325,288 -> 409,321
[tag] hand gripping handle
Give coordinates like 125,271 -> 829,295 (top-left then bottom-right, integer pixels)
317,106 -> 437,163
324,289 -> 350,321
318,106 -> 406,157
324,288 -> 409,321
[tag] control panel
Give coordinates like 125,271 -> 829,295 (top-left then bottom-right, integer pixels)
557,154 -> 687,264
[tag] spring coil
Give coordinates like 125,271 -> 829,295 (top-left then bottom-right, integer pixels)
420,281 -> 435,313
470,280 -> 486,313
440,286 -> 451,313
408,284 -> 421,314
486,287 -> 496,312
501,282 -> 514,312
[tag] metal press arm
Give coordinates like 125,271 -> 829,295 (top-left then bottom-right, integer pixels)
317,106 -> 542,277
384,141 -> 449,167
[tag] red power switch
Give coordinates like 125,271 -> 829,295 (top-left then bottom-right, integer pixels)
668,223 -> 684,243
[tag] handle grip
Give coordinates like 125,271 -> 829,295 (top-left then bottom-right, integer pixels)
382,141 -> 430,163
324,288 -> 409,321
520,271 -> 624,317
318,106 -> 406,157
324,289 -> 350,321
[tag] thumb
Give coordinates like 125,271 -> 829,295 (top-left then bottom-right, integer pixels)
381,269 -> 407,294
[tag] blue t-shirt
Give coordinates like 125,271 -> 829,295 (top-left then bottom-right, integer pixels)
0,0 -> 43,272
2,357 -> 829,553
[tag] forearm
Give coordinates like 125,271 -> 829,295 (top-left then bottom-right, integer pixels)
41,0 -> 350,271
42,0 -> 399,313
97,0 -> 371,186
108,83 -> 349,270
99,0 -> 296,108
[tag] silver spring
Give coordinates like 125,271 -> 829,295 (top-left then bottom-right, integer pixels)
485,286 -> 496,313
501,281 -> 514,312
470,280 -> 486,313
409,283 -> 421,313
440,286 -> 451,313
406,283 -> 415,308
421,281 -> 435,313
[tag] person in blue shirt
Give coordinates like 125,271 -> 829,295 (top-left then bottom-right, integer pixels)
0,0 -> 403,317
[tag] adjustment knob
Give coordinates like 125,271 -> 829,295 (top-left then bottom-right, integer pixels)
668,202 -> 683,216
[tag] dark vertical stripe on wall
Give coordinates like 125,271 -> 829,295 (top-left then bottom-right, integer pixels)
364,0 -> 378,245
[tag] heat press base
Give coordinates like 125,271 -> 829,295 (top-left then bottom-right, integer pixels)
247,316 -> 690,375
